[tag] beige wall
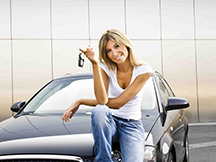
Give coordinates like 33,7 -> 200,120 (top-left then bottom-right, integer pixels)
0,0 -> 216,122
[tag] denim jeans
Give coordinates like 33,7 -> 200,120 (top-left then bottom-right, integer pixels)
91,105 -> 145,162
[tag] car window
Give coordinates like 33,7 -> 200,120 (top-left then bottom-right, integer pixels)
23,77 -> 157,114
33,79 -> 95,114
140,77 -> 157,110
158,78 -> 170,107
160,77 -> 175,97
23,79 -> 76,113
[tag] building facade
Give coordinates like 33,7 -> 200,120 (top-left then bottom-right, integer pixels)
0,0 -> 216,122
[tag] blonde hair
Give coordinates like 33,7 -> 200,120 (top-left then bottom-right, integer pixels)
98,29 -> 143,70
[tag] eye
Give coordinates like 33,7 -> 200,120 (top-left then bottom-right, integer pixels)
114,44 -> 120,48
105,49 -> 111,54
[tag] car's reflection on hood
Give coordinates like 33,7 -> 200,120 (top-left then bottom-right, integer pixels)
0,111 -> 159,157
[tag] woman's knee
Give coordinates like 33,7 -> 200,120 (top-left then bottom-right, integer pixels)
91,104 -> 112,124
92,104 -> 110,116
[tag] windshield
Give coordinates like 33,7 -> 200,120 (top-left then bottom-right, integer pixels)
23,76 -> 157,114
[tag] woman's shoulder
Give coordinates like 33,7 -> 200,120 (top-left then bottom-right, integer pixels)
99,62 -> 115,77
134,64 -> 153,76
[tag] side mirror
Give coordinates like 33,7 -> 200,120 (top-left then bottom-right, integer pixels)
165,97 -> 189,111
11,101 -> 26,112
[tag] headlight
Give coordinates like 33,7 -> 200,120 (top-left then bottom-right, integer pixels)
144,146 -> 156,162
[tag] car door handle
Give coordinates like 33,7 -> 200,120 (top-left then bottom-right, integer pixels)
179,115 -> 182,122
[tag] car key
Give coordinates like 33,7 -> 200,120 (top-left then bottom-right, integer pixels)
78,52 -> 85,67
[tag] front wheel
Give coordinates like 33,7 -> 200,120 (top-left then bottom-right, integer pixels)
183,136 -> 189,162
167,152 -> 174,162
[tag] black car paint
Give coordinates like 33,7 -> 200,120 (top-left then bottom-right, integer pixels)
0,73 -> 189,162
0,112 -> 158,155
153,73 -> 189,162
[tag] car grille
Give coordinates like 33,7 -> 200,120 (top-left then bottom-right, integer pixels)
0,155 -> 83,162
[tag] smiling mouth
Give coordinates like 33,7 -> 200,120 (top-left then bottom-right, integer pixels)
114,54 -> 123,60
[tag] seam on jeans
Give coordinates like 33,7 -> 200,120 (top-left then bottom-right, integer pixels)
128,121 -> 145,135
129,121 -> 139,129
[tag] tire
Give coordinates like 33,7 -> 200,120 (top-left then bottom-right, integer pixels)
167,152 -> 174,162
183,136 -> 189,162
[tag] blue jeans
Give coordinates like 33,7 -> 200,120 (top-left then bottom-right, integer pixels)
91,105 -> 145,162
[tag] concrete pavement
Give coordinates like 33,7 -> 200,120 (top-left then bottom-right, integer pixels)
188,122 -> 216,162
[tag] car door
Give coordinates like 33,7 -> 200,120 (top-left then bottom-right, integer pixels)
159,76 -> 185,161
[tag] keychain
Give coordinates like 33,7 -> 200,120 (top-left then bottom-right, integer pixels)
78,52 -> 85,67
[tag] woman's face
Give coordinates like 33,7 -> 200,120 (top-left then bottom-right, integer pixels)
105,40 -> 129,65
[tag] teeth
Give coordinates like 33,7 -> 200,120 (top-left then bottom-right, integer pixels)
115,55 -> 121,60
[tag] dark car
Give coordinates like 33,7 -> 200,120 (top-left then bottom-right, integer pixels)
0,72 -> 189,162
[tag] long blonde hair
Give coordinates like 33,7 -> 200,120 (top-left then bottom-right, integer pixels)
98,29 -> 143,70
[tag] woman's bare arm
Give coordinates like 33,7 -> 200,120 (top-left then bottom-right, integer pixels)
92,63 -> 108,105
62,72 -> 151,122
106,72 -> 152,109
62,98 -> 98,122
78,72 -> 151,109
79,98 -> 98,106
80,46 -> 108,105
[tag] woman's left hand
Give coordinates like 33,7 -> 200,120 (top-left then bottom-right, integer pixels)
79,45 -> 98,64
62,101 -> 79,122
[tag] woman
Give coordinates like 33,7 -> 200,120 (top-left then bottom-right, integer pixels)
62,29 -> 153,162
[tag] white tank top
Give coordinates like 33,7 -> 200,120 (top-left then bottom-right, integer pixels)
100,63 -> 153,120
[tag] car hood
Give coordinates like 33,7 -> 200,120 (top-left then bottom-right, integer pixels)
0,112 -> 159,157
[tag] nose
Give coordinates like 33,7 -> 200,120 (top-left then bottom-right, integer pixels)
113,49 -> 118,56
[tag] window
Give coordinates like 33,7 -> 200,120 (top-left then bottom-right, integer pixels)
24,78 -> 95,114
158,77 -> 170,107
160,77 -> 175,97
140,77 -> 157,110
24,76 -> 158,114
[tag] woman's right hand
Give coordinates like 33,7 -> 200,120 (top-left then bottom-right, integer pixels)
79,45 -> 98,64
62,101 -> 80,122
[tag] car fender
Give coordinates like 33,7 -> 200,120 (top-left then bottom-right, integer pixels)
183,116 -> 189,137
158,131 -> 175,162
